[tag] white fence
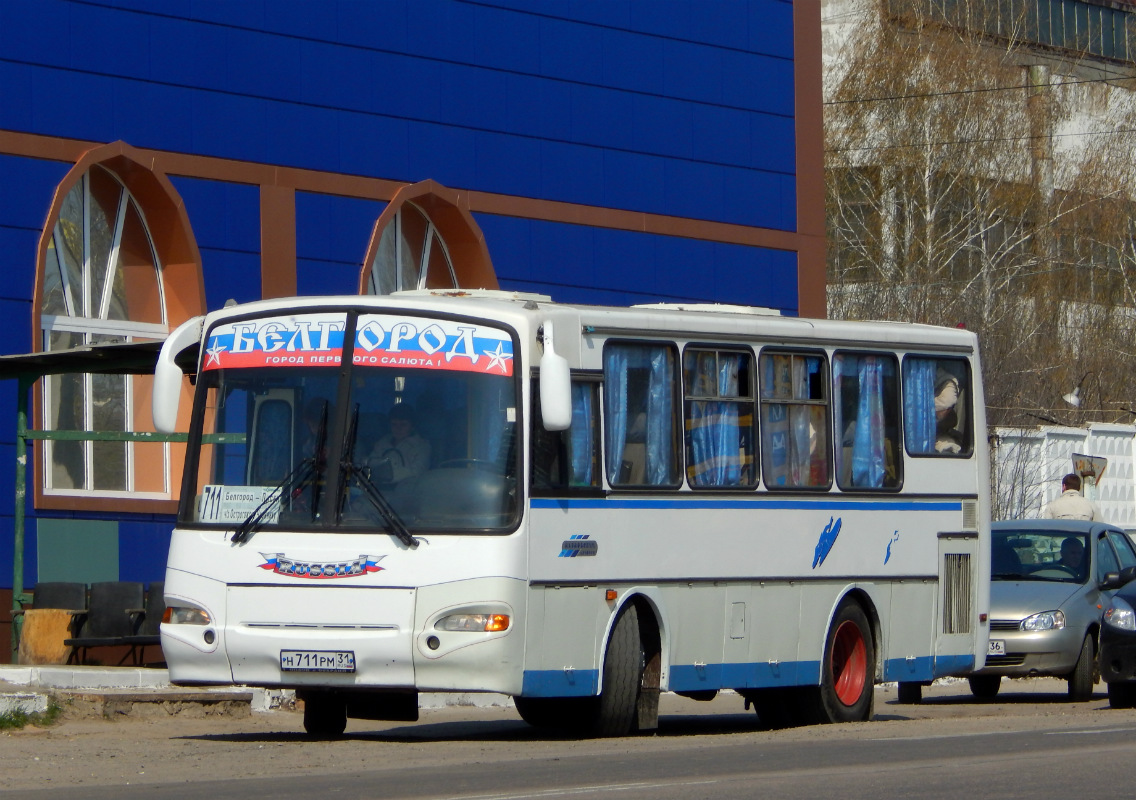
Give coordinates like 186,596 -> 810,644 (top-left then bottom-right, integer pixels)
992,424 -> 1136,530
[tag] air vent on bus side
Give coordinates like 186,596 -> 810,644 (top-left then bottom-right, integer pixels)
961,500 -> 978,531
942,553 -> 973,635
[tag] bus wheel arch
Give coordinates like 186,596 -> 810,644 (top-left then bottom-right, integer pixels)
808,591 -> 878,724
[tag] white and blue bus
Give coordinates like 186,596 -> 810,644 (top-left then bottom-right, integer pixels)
152,290 -> 990,735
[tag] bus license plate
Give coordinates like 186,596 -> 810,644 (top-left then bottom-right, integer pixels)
280,650 -> 356,673
988,640 -> 1005,657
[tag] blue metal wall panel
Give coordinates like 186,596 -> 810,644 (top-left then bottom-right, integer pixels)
117,520 -> 174,583
68,1 -> 152,79
0,298 -> 33,355
4,2 -> 797,230
295,192 -> 381,296
479,214 -> 799,315
539,140 -> 604,207
339,112 -> 411,183
537,16 -> 605,85
296,193 -> 383,267
170,178 -> 259,253
0,62 -> 33,133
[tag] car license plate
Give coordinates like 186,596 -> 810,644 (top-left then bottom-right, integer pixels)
280,650 -> 356,673
988,639 -> 1005,656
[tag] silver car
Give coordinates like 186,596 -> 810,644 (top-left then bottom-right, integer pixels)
970,519 -> 1136,700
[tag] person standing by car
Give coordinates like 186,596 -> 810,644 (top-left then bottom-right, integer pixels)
1042,473 -> 1100,520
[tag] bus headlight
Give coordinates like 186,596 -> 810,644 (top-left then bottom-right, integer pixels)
436,613 -> 510,632
1021,610 -> 1064,631
163,605 -> 212,625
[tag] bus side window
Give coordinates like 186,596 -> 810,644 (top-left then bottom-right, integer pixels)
683,348 -> 757,488
758,351 -> 830,489
833,352 -> 901,490
902,356 -> 972,457
531,380 -> 600,491
603,342 -> 682,488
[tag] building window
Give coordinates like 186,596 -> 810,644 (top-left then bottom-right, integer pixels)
41,165 -> 169,496
365,202 -> 457,294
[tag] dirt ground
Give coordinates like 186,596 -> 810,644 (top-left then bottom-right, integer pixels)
2,678 -> 1133,793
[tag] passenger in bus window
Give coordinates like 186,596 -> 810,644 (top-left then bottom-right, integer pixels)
368,404 -> 431,485
934,369 -> 963,454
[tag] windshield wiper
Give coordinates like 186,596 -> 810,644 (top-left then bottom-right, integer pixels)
231,400 -> 328,545
338,404 -> 417,548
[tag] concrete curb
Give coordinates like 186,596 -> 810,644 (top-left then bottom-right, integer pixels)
0,665 -> 511,719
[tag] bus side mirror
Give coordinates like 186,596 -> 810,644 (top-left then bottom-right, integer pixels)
153,315 -> 204,434
539,320 -> 572,432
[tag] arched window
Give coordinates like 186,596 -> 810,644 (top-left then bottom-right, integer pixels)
41,164 -> 169,496
365,202 -> 457,294
358,180 -> 497,297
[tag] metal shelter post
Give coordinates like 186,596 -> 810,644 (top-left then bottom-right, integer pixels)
10,374 -> 32,663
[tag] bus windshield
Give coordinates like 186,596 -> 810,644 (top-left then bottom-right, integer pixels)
183,311 -> 520,533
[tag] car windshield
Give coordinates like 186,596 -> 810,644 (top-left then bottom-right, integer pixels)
991,530 -> 1089,584
181,310 -> 520,533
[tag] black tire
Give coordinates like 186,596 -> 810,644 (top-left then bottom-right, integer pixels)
1068,634 -> 1096,702
968,674 -> 1001,699
804,600 -> 875,724
897,682 -> 923,704
589,603 -> 644,737
1108,681 -> 1136,709
302,691 -> 347,737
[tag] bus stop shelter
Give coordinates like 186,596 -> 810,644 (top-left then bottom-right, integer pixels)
0,341 -> 175,661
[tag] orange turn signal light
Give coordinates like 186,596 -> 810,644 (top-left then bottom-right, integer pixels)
486,614 -> 510,632
605,589 -> 618,602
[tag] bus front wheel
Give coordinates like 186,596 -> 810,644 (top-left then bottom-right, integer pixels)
591,603 -> 645,737
808,599 -> 875,724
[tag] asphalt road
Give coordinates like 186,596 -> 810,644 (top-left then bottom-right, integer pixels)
6,679 -> 1136,800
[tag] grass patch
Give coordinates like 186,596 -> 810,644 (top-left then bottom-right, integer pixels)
0,698 -> 63,730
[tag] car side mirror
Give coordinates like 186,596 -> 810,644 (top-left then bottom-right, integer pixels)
1102,565 -> 1136,590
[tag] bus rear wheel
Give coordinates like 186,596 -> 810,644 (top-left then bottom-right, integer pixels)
805,599 -> 875,724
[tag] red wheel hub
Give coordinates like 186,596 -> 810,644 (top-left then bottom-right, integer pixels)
831,619 -> 867,706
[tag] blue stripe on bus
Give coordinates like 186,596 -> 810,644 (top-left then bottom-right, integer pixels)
522,669 -> 600,697
522,653 -> 974,697
531,498 -> 963,512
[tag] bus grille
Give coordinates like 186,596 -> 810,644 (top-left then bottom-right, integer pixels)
942,553 -> 973,634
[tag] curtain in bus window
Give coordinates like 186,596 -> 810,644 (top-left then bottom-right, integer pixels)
569,383 -> 594,486
851,357 -> 886,488
903,358 -> 937,454
604,344 -> 676,486
761,355 -> 791,485
689,355 -> 741,486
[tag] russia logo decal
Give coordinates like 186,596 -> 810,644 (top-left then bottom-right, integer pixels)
259,553 -> 385,579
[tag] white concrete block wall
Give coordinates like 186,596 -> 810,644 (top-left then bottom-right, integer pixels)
992,424 -> 1136,530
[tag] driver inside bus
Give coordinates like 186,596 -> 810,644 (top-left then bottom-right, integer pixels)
368,404 -> 431,486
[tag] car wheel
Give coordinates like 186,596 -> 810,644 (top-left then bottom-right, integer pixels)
1108,681 -> 1136,709
968,674 -> 1001,699
1068,634 -> 1096,702
897,682 -> 923,704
